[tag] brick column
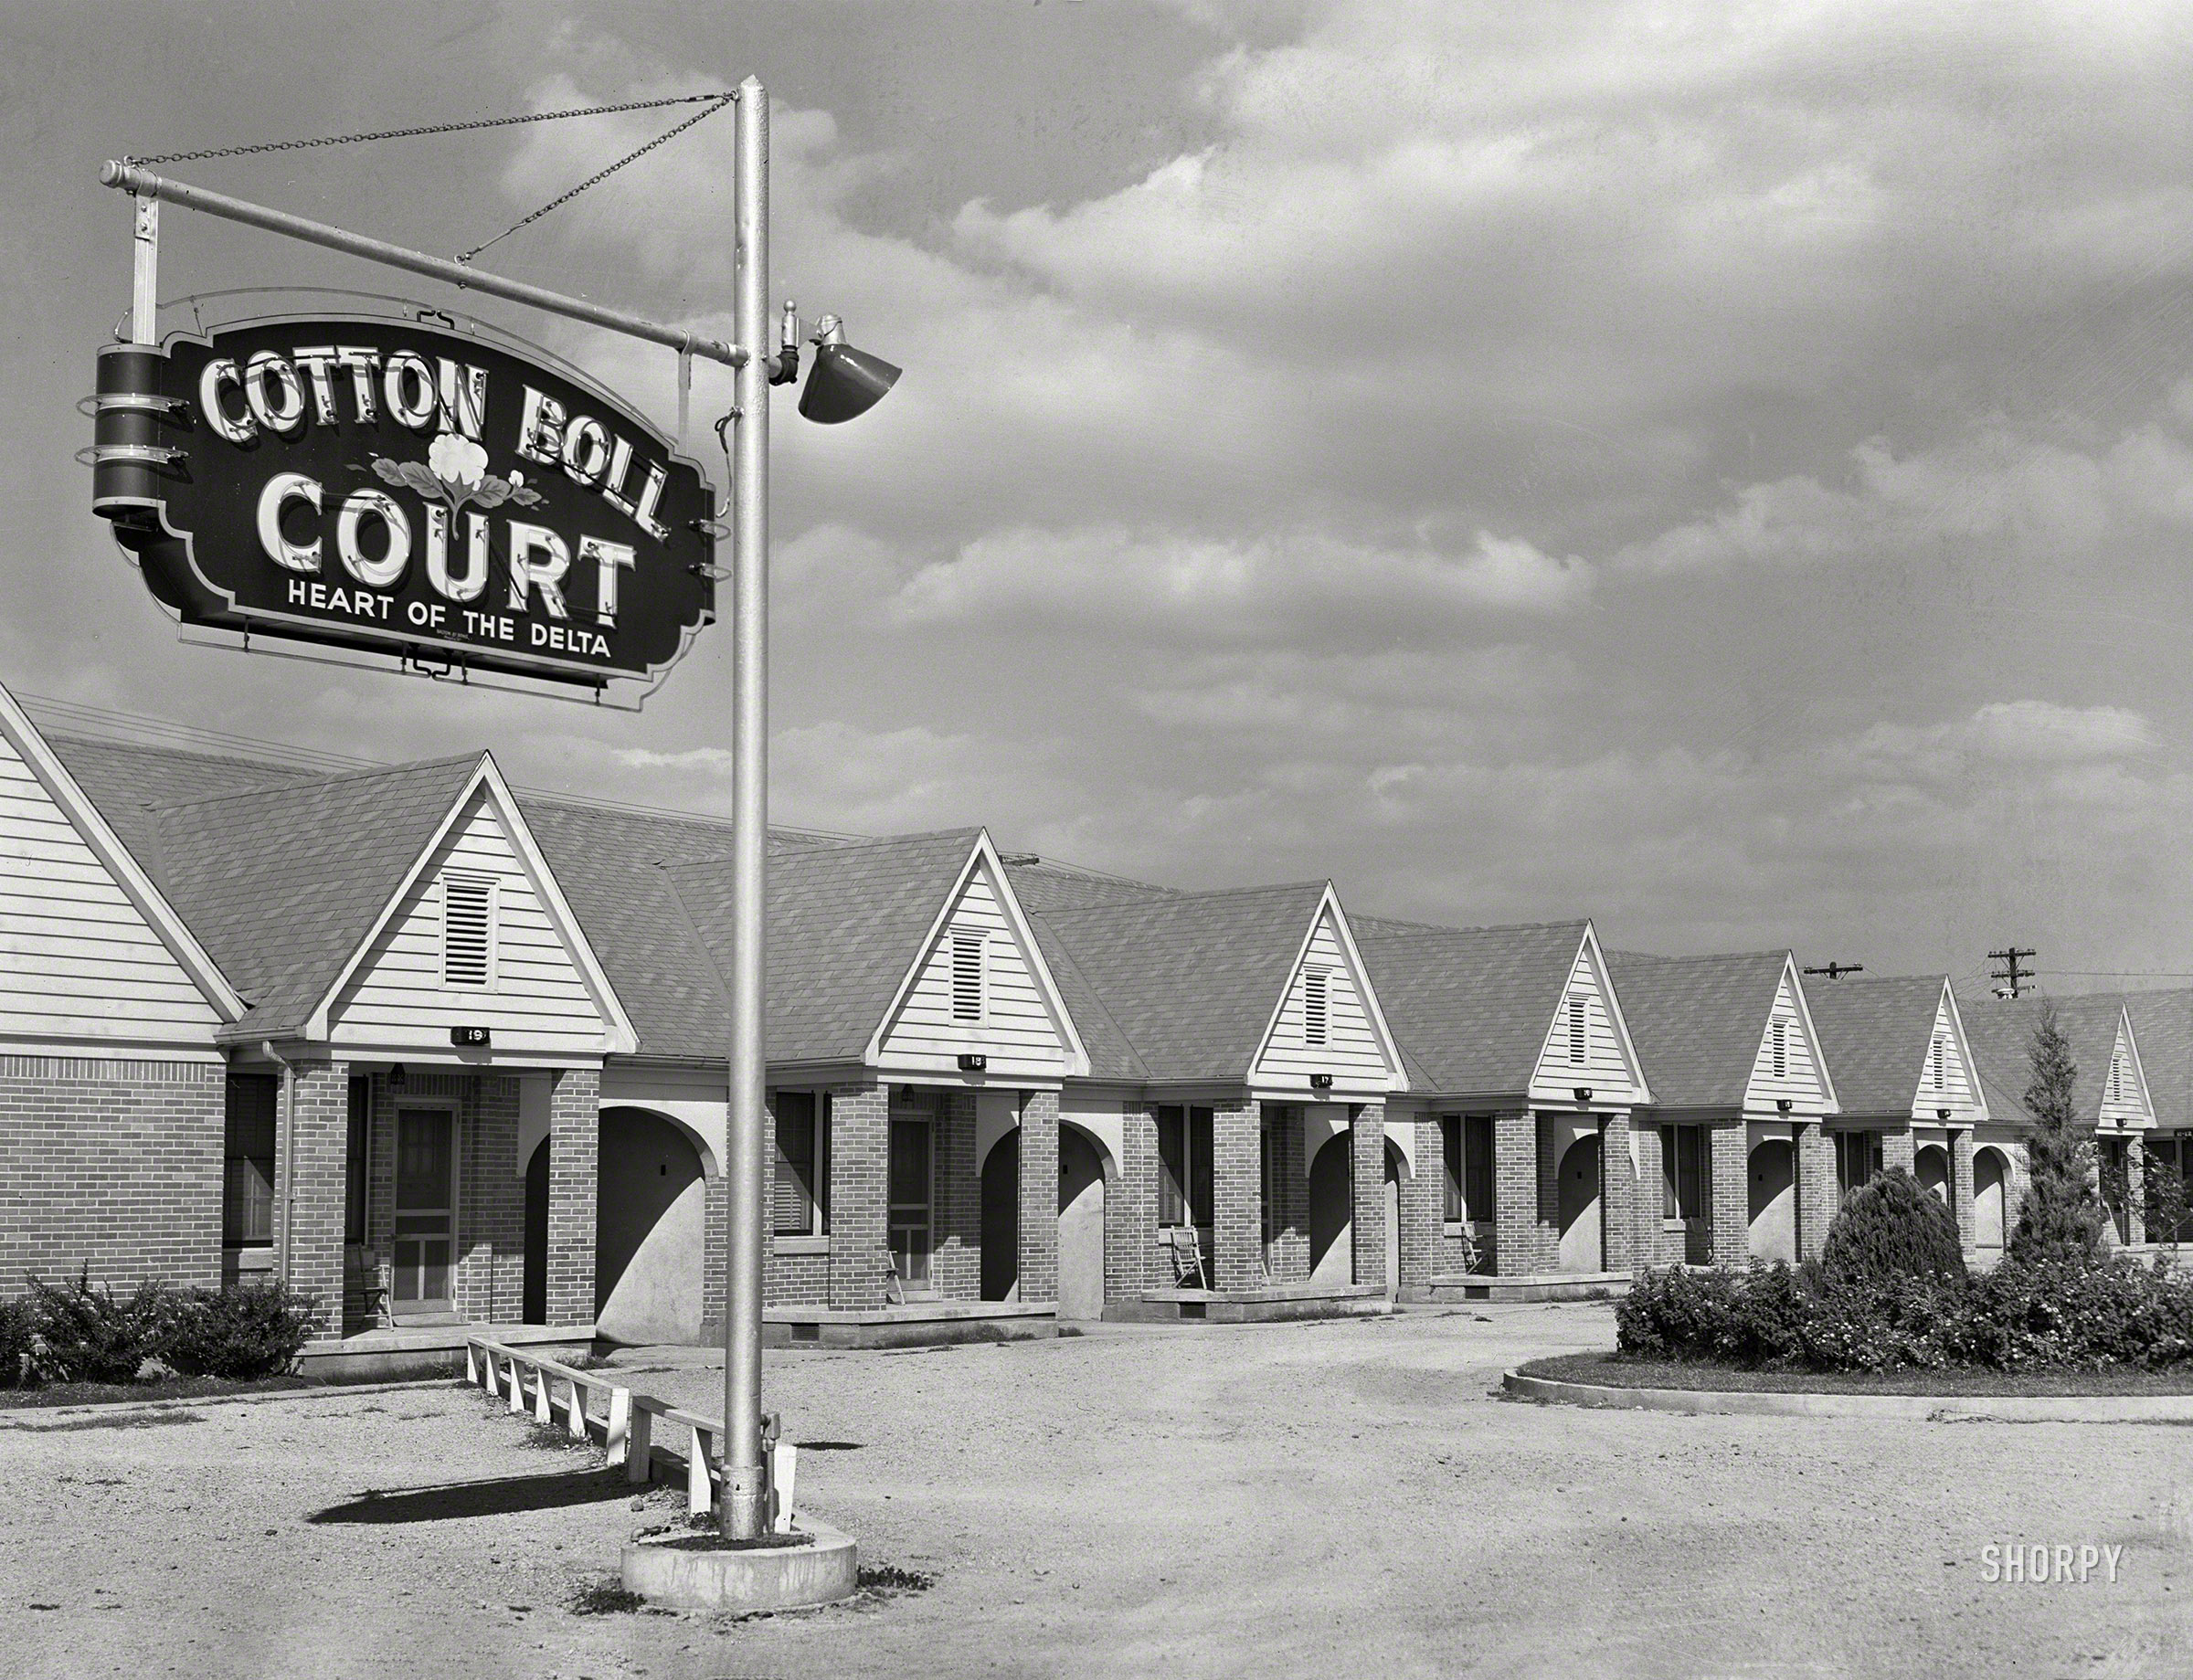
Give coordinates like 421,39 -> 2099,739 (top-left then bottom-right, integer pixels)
1111,1103 -> 1160,1303
1536,1116 -> 1561,1266
2127,1137 -> 2147,1247
1796,1122 -> 1836,1260
1632,1122 -> 1668,1269
826,1083 -> 889,1309
1350,1104 -> 1387,1292
1212,1099 -> 1263,1291
1880,1125 -> 1915,1175
1494,1110 -> 1538,1276
930,1090 -> 980,1300
1600,1114 -> 1633,1271
1396,1117 -> 1441,1293
1017,1091 -> 1060,1305
1709,1121 -> 1748,1266
459,1074 -> 524,1323
1265,1108 -> 1310,1284
543,1067 -> 599,1328
274,1060 -> 349,1339
1951,1129 -> 1976,1255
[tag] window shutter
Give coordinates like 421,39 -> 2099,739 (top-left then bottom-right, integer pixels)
950,933 -> 985,1022
1303,968 -> 1329,1047
442,872 -> 494,987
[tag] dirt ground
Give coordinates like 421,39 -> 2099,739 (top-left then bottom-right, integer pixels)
5,1303 -> 2192,1679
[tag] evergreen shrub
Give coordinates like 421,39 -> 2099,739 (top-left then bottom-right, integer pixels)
1817,1168 -> 1967,1292
162,1282 -> 320,1379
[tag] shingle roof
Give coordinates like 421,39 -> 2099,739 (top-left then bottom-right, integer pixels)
157,756 -> 486,1038
1605,950 -> 1790,1109
1030,882 -> 1329,1083
2124,990 -> 2193,1131
667,829 -> 981,1065
1352,917 -> 1585,1096
1799,974 -> 1946,1119
1003,859 -> 1176,915
45,734 -> 322,893
1960,993 -> 2134,1125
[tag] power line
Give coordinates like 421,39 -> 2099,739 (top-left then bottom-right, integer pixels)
1803,961 -> 1865,979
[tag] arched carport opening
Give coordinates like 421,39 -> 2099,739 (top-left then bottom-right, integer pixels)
980,1130 -> 1021,1302
1382,1138 -> 1405,1301
1057,1122 -> 1111,1319
1915,1143 -> 1951,1208
1747,1138 -> 1796,1264
1308,1134 -> 1351,1284
1974,1146 -> 2009,1252
595,1106 -> 710,1347
1558,1132 -> 1603,1273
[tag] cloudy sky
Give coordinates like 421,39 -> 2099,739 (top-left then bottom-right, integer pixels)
4,0 -> 2191,989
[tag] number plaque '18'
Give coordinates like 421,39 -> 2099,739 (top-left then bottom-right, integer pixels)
90,313 -> 716,692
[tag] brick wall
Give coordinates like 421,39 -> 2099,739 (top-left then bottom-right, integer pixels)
1212,1098 -> 1262,1291
545,1067 -> 598,1327
0,1055 -> 223,1297
1109,1103 -> 1160,1301
1350,1104 -> 1386,1291
1602,1113 -> 1634,1272
1263,1106 -> 1310,1284
2126,1138 -> 2147,1247
1708,1121 -> 1748,1265
1414,1119 -> 1477,1277
1631,1122 -> 1678,1268
932,1088 -> 981,1301
1017,1091 -> 1060,1305
458,1075 -> 524,1323
1796,1121 -> 1836,1261
1950,1129 -> 1976,1254
277,1061 -> 349,1339
1882,1125 -> 1916,1175
828,1083 -> 889,1309
1493,1109 -> 1544,1276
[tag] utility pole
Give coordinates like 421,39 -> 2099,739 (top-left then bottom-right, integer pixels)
1988,946 -> 2037,999
1803,962 -> 1864,980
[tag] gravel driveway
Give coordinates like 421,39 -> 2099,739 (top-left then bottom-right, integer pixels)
4,1304 -> 2189,1678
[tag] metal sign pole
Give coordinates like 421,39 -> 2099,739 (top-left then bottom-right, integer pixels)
720,72 -> 770,1542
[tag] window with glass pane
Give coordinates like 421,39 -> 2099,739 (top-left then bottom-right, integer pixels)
1465,1115 -> 1494,1220
773,1091 -> 827,1236
1661,1124 -> 1706,1221
344,1076 -> 369,1244
224,1073 -> 278,1246
1188,1107 -> 1215,1231
1157,1105 -> 1187,1227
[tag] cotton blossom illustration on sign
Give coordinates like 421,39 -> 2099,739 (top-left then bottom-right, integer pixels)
371,429 -> 544,517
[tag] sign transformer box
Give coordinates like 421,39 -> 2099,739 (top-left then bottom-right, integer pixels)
91,315 -> 716,692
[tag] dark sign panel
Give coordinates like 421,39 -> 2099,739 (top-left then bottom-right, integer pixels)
90,315 -> 715,691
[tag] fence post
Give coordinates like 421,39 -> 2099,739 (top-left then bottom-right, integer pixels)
482,1346 -> 500,1399
771,1440 -> 797,1533
506,1355 -> 525,1414
625,1404 -> 652,1484
465,1341 -> 479,1386
565,1377 -> 587,1441
605,1388 -> 631,1468
687,1425 -> 713,1517
533,1364 -> 554,1426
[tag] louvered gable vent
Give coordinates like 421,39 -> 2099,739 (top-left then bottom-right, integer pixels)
1303,967 -> 1329,1047
442,872 -> 495,988
1568,994 -> 1587,1063
950,932 -> 985,1022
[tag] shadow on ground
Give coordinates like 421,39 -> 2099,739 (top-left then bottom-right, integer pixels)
308,1468 -> 630,1525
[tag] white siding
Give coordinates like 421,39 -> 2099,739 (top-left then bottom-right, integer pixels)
878,857 -> 1070,1076
1912,990 -> 1981,1120
1528,937 -> 1646,1104
1743,967 -> 1830,1113
2099,1017 -> 2153,1128
0,729 -> 221,1046
328,789 -> 609,1055
1255,907 -> 1393,1086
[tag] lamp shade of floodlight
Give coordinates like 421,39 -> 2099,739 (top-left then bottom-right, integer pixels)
799,341 -> 901,424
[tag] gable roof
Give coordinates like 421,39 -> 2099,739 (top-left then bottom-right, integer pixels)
1800,974 -> 1954,1119
1030,882 -> 1331,1083
1960,993 -> 2142,1126
1605,949 -> 1796,1109
668,829 -> 983,1065
41,733 -> 322,887
1352,917 -> 1592,1096
2124,990 -> 2193,1132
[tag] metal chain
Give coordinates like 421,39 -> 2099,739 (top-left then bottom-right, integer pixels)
125,92 -> 735,168
455,93 -> 736,265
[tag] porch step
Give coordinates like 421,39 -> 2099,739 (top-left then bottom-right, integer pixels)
298,1319 -> 596,1382
761,1301 -> 1057,1350
1117,1283 -> 1392,1325
1412,1271 -> 1632,1305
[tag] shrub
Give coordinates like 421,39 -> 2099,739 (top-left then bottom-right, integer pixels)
2010,1002 -> 2107,1266
1818,1168 -> 1967,1292
0,1293 -> 34,1389
26,1269 -> 175,1385
1617,1255 -> 2193,1375
163,1282 -> 320,1380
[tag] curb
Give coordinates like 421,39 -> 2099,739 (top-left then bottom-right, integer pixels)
0,1374 -> 466,1428
1501,1368 -> 2193,1422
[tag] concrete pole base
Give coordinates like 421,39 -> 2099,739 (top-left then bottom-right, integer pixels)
622,1520 -> 859,1612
